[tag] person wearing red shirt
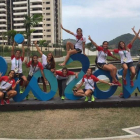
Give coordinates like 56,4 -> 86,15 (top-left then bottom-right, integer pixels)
11,41 -> 27,94
0,70 -> 20,105
73,68 -> 112,102
25,55 -> 47,100
59,24 -> 86,66
88,36 -> 121,86
55,67 -> 78,100
111,29 -> 140,88
34,41 -> 55,92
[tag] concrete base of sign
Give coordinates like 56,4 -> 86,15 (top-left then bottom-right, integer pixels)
0,95 -> 140,111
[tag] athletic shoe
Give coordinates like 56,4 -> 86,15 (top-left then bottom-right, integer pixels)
85,96 -> 88,102
119,93 -> 124,98
61,96 -> 65,100
26,95 -> 29,100
34,96 -> 37,100
4,98 -> 10,104
114,81 -> 122,86
123,79 -> 127,85
130,80 -> 134,87
20,89 -> 24,94
91,95 -> 95,102
0,99 -> 4,105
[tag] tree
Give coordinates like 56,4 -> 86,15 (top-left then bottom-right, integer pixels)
23,14 -> 43,58
38,40 -> 48,51
6,30 -> 17,45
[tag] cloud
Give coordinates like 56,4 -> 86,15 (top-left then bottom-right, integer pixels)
63,0 -> 140,19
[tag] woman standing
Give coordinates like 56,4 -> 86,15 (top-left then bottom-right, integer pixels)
0,70 -> 20,105
59,24 -> 86,66
25,55 -> 47,99
88,36 -> 121,86
55,67 -> 78,100
74,68 -> 112,102
112,29 -> 140,87
34,41 -> 55,92
11,41 -> 27,93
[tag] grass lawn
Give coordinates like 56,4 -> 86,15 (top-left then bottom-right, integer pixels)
0,108 -> 140,139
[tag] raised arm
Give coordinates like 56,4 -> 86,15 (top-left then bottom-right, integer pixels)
21,41 -> 25,58
34,41 -> 43,56
132,26 -> 140,40
11,41 -> 15,56
98,79 -> 113,86
75,81 -> 84,90
129,29 -> 140,45
111,55 -> 120,61
88,36 -> 99,48
61,24 -> 75,36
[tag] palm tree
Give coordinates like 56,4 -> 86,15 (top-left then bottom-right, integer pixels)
23,14 -> 43,48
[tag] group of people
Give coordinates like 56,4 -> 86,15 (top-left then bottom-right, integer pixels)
0,25 -> 140,105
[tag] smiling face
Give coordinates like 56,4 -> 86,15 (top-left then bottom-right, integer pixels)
33,56 -> 38,64
86,68 -> 92,76
8,70 -> 15,79
77,28 -> 82,36
102,41 -> 108,49
47,53 -> 53,61
15,50 -> 21,58
62,69 -> 68,76
119,41 -> 125,49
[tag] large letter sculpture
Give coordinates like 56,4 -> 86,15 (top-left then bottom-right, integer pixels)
118,69 -> 140,98
0,56 -> 7,76
93,69 -> 118,99
64,54 -> 90,100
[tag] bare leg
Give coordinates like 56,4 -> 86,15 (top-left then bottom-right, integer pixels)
22,76 -> 27,89
74,89 -> 85,97
122,63 -> 128,79
66,41 -> 74,52
103,64 -> 118,82
59,50 -> 77,66
130,66 -> 135,80
85,90 -> 93,97
0,91 -> 4,99
7,90 -> 17,99
42,77 -> 47,92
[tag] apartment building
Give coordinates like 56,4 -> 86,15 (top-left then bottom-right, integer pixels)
0,0 -> 62,45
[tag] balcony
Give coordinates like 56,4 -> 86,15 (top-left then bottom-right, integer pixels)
30,5 -> 42,8
30,0 -> 42,2
14,23 -> 24,26
0,29 -> 7,32
13,7 -> 27,10
32,33 -> 43,35
0,9 -> 6,11
0,14 -> 6,16
13,12 -> 27,15
31,38 -> 43,41
13,1 -> 27,5
14,18 -> 25,21
30,11 -> 43,14
0,24 -> 7,27
14,28 -> 25,31
0,19 -> 6,22
0,3 -> 6,6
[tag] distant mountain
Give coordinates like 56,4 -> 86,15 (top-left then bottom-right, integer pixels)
63,39 -> 76,45
63,33 -> 140,55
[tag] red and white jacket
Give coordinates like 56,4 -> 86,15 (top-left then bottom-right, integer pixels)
0,76 -> 16,90
56,71 -> 75,80
27,61 -> 44,76
114,44 -> 133,64
96,46 -> 112,63
82,74 -> 99,90
11,55 -> 24,73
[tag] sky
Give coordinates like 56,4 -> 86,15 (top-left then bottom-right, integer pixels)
62,0 -> 140,44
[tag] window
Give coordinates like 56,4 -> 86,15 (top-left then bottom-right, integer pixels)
46,29 -> 51,32
46,18 -> 50,21
47,35 -> 51,37
46,24 -> 51,26
46,2 -> 50,4
46,13 -> 50,15
46,7 -> 50,10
